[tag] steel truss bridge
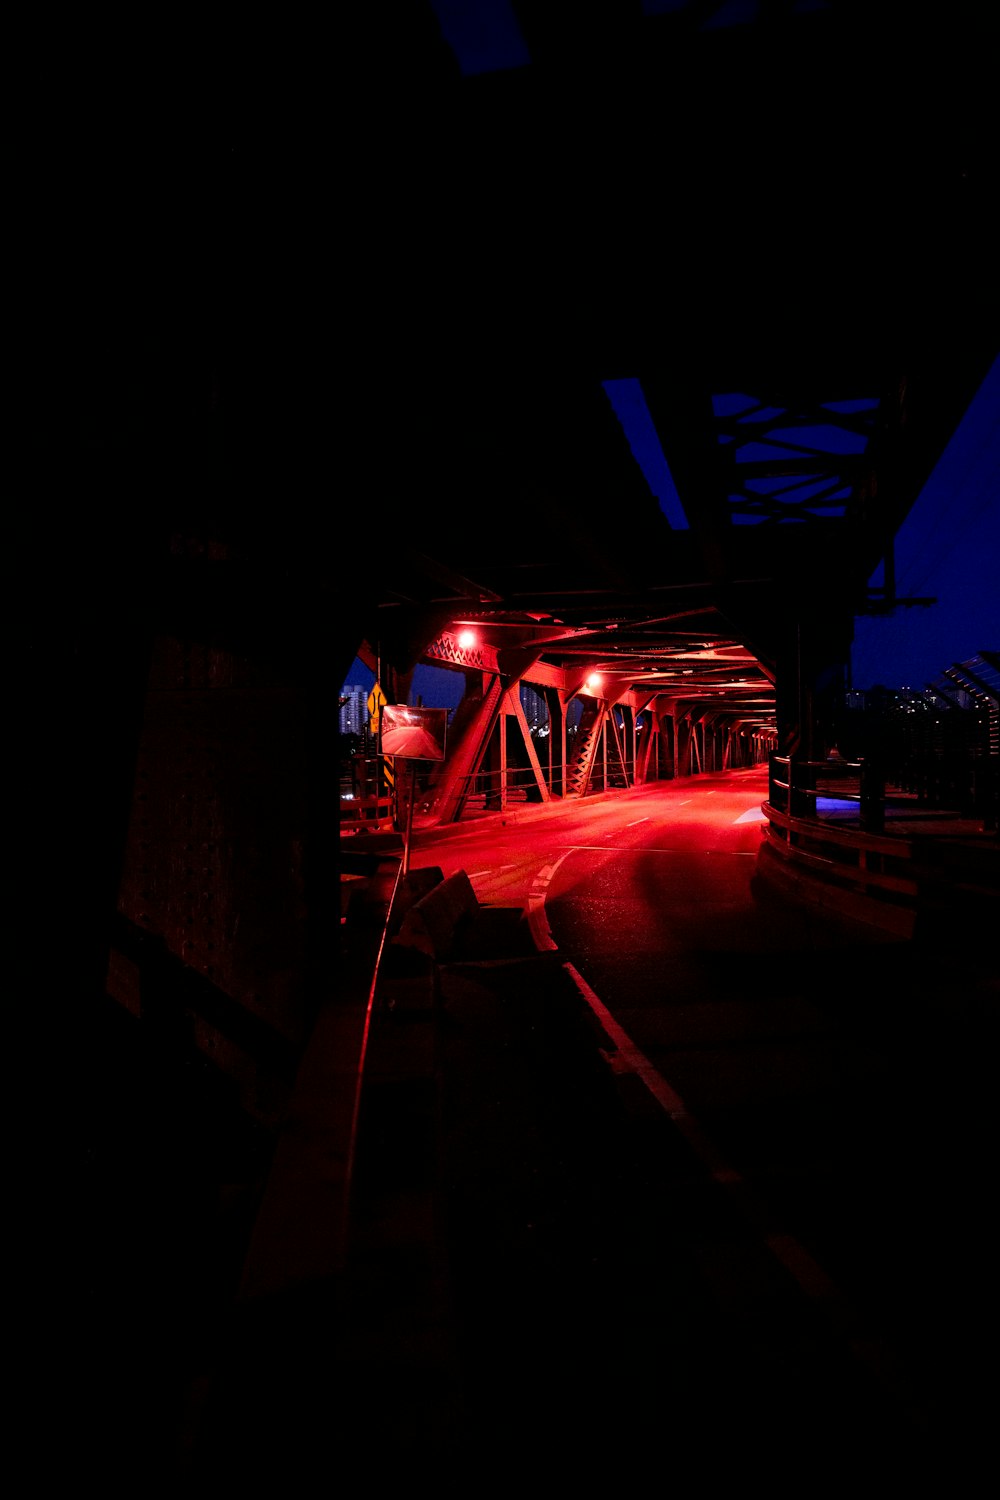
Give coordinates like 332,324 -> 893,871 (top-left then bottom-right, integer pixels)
334,2 -> 997,823
22,8 -> 998,1481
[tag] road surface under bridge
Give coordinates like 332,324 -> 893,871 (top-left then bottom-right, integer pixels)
184,766 -> 999,1485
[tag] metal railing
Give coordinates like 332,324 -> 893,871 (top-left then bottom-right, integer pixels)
769,747 -> 998,832
340,754 -> 393,826
761,754 -> 999,936
768,754 -> 888,832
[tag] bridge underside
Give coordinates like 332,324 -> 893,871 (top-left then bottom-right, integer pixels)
354,626 -> 775,825
25,0 -> 996,989
18,9 -> 998,1480
332,5 -> 997,788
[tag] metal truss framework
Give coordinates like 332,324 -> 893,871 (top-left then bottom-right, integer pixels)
338,0 -> 997,808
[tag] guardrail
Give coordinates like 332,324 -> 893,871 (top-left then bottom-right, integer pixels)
760,754 -> 999,937
340,755 -> 393,827
341,737 -> 640,830
768,753 -> 888,831
238,848 -> 406,1298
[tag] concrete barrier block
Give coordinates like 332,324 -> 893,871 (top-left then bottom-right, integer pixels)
393,869 -> 480,960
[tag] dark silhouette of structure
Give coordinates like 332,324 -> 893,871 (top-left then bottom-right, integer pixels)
17,2 -> 998,1485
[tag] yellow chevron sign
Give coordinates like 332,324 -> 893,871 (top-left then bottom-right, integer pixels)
367,682 -> 387,733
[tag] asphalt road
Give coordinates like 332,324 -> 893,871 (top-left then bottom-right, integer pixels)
401,766 -> 999,1478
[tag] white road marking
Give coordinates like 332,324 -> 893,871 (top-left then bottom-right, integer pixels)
526,847 -> 913,1410
551,842 -> 760,856
526,852 -> 570,951
559,959 -> 911,1401
735,806 -> 767,824
556,844 -> 684,853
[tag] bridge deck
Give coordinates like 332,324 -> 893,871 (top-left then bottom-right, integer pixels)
178,790 -> 998,1484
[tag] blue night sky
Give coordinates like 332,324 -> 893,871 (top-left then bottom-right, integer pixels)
604,358 -> 999,692
849,355 -> 999,691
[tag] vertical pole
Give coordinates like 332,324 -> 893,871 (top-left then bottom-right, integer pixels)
500,703 -> 508,811
859,755 -> 885,834
402,760 -> 416,876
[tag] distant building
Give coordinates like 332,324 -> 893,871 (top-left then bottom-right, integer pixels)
521,684 -> 548,733
340,684 -> 368,737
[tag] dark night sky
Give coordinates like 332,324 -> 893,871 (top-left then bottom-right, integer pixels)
849,354 -> 999,691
